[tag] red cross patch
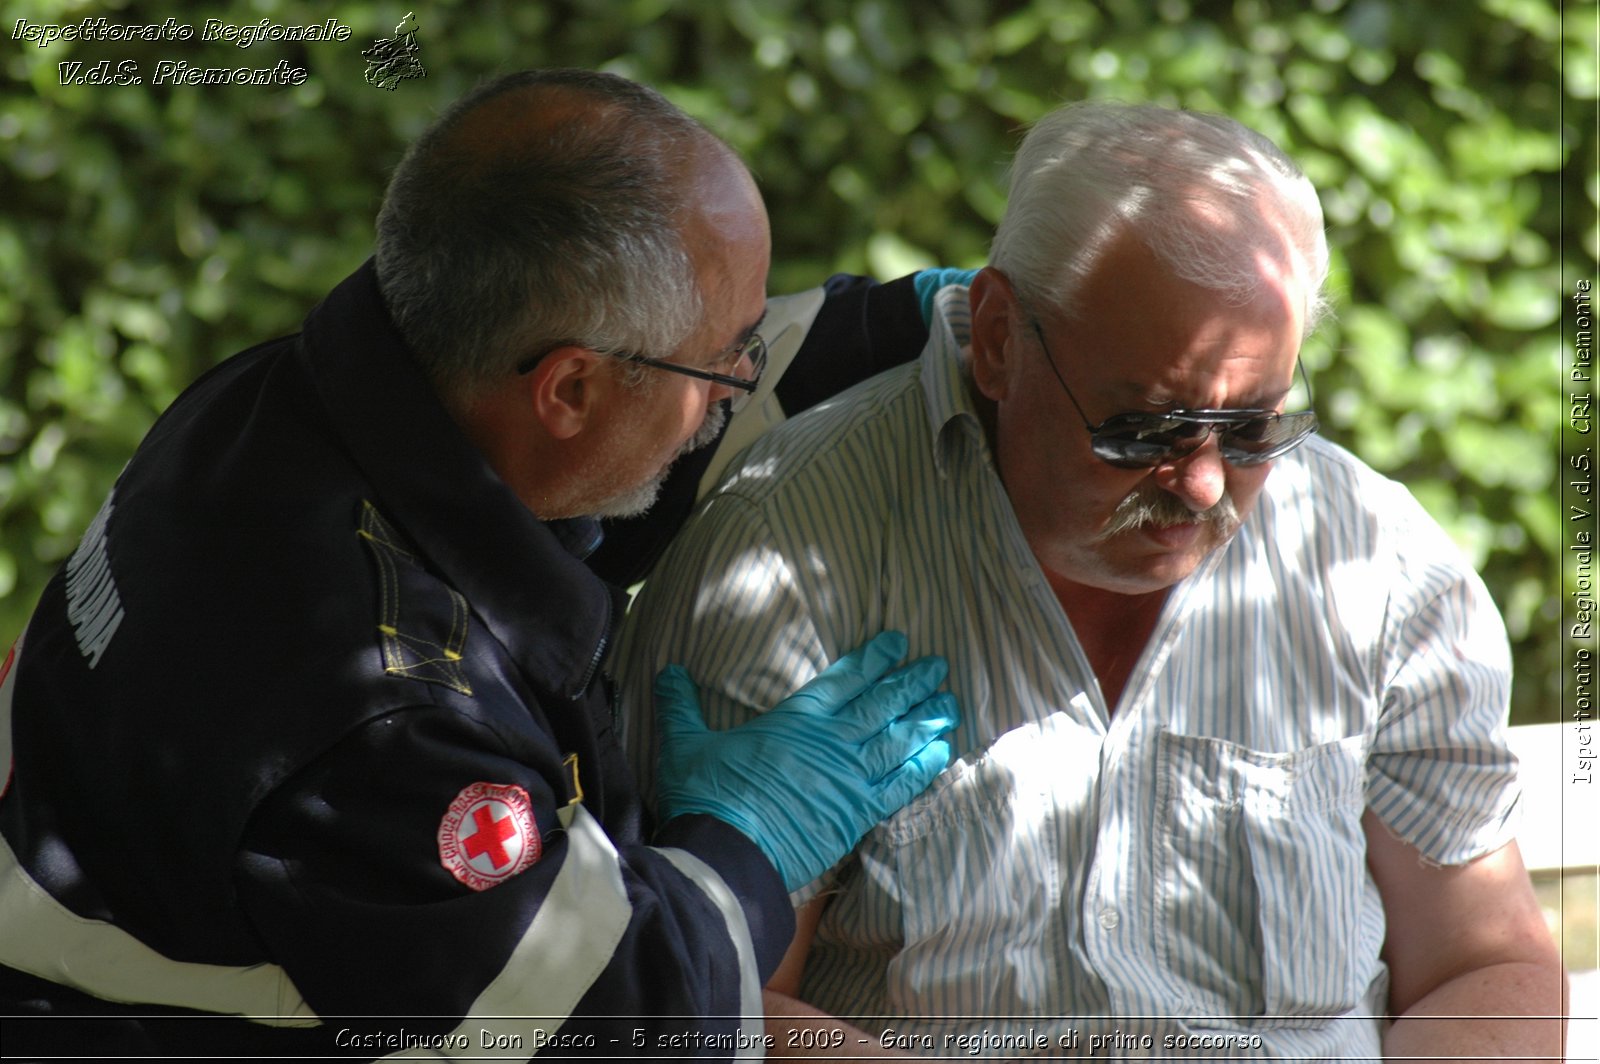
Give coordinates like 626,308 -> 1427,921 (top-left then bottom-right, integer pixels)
437,782 -> 541,892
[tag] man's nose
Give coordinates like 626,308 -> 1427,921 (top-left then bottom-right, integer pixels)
1151,433 -> 1228,512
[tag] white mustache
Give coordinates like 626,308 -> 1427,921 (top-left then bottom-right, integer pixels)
1097,487 -> 1240,541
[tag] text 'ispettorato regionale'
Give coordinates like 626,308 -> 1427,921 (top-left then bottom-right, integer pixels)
12,17 -> 352,87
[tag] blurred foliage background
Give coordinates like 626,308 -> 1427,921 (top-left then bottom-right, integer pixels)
1,0 -> 1593,725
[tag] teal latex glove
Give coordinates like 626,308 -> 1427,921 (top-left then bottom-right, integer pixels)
654,631 -> 958,892
913,267 -> 981,323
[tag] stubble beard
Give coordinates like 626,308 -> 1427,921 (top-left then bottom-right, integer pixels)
588,399 -> 730,520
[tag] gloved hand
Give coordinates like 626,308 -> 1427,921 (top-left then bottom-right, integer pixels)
654,630 -> 958,892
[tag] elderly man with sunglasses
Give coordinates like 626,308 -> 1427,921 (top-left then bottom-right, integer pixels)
617,101 -> 1565,1058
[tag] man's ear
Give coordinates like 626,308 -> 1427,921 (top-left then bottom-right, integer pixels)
523,347 -> 603,441
968,266 -> 1018,402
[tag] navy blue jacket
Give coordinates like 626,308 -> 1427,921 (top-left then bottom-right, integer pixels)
0,260 -> 926,1058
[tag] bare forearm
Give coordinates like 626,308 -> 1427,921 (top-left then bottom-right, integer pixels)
763,989 -> 919,1059
1382,960 -> 1569,1062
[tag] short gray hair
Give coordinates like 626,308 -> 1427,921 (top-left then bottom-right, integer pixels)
991,102 -> 1330,333
374,69 -> 712,396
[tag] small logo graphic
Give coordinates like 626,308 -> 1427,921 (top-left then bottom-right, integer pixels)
438,782 -> 541,891
362,11 -> 425,91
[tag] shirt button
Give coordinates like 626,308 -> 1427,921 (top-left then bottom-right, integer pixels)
1098,907 -> 1120,930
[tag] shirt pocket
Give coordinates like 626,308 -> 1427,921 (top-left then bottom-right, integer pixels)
1154,730 -> 1371,1021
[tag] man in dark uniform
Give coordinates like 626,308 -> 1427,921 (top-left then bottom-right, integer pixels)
0,69 -> 957,1057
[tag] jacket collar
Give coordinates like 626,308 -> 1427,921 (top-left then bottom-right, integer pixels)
297,260 -> 614,701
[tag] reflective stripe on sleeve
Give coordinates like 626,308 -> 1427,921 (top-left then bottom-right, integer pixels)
655,847 -> 764,1057
0,829 -> 318,1025
384,803 -> 632,1059
1,629 -> 318,1024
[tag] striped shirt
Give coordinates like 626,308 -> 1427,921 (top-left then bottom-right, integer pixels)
615,285 -> 1518,1058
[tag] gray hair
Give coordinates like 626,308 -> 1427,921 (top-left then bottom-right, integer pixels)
374,69 -> 712,396
991,102 -> 1330,333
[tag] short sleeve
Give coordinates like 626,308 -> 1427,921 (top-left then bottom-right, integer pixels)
1363,488 -> 1519,866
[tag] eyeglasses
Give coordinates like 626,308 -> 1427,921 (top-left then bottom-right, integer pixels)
516,332 -> 769,412
1030,321 -> 1318,469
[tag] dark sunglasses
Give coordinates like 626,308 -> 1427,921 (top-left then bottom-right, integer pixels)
1031,321 -> 1319,469
516,333 -> 768,413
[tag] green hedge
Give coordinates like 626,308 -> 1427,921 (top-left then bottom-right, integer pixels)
3,0 -> 1593,724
